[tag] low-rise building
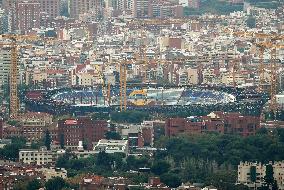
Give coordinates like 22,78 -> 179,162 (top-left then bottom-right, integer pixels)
36,167 -> 67,180
94,139 -> 128,154
19,147 -> 64,165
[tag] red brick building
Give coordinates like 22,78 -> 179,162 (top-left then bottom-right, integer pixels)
39,0 -> 60,18
16,0 -> 41,33
3,124 -> 58,142
142,127 -> 154,146
58,117 -> 108,150
2,112 -> 55,142
165,112 -> 260,137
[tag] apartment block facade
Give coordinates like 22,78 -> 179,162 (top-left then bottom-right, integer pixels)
16,0 -> 41,32
0,48 -> 11,89
238,161 -> 284,190
58,117 -> 108,150
165,112 -> 260,137
39,0 -> 60,18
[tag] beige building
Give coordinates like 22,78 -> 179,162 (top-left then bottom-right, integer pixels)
69,0 -> 102,19
221,73 -> 245,86
178,68 -> 188,86
187,67 -> 199,85
76,73 -> 94,86
237,161 -> 284,190
70,64 -> 103,86
202,68 -> 220,84
36,167 -> 67,180
159,36 -> 185,51
19,148 -> 64,165
273,162 -> 284,189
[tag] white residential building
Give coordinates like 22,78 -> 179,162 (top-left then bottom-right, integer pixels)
94,139 -> 129,154
0,48 -> 11,89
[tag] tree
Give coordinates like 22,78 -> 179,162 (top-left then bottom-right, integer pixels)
250,166 -> 257,189
111,111 -> 150,123
205,170 -> 237,190
256,127 -> 268,135
59,133 -> 64,149
44,130 -> 51,150
0,137 -> 26,160
82,139 -> 88,150
160,173 -> 181,188
264,164 -> 274,187
13,181 -> 28,190
45,177 -> 68,190
27,179 -> 42,190
272,180 -> 278,190
95,151 -> 112,170
7,120 -> 20,126
105,131 -> 121,140
90,112 -> 110,120
56,151 -> 75,168
31,140 -> 44,149
234,184 -> 250,190
151,161 -> 171,175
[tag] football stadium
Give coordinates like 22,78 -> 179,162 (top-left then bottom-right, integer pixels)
50,87 -> 236,107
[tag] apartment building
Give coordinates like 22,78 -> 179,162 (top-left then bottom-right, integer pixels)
94,139 -> 129,154
105,0 -> 125,11
132,0 -> 152,18
0,48 -> 11,89
69,0 -> 103,19
19,147 -> 62,165
16,0 -> 41,33
187,67 -> 200,85
238,161 -> 284,190
165,112 -> 260,137
39,0 -> 60,18
58,117 -> 108,150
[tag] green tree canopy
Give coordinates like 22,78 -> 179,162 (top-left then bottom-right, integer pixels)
105,131 -> 122,140
151,161 -> 171,175
160,173 -> 182,188
0,137 -> 26,160
111,111 -> 150,123
27,179 -> 42,190
44,130 -> 51,150
45,177 -> 68,190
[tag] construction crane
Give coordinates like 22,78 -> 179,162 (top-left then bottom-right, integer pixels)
119,60 -> 127,111
223,29 -> 284,114
232,59 -> 237,89
257,44 -> 265,92
256,41 -> 284,112
0,34 -> 38,118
